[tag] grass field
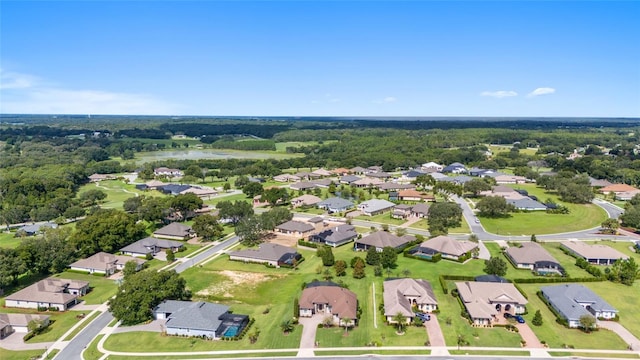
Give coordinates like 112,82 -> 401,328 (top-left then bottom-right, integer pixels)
408,218 -> 471,234
51,271 -> 117,304
518,283 -> 630,350
83,334 -> 104,360
64,311 -> 102,341
77,180 -> 159,210
0,349 -> 45,360
356,212 -> 406,226
479,184 -> 608,235
0,231 -> 22,249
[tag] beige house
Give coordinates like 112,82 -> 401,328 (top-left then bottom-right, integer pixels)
299,282 -> 358,327
414,235 -> 478,261
228,243 -> 300,268
290,194 -> 322,208
455,281 -> 528,326
69,252 -> 145,275
0,313 -> 50,339
275,220 -> 315,237
505,242 -> 564,275
560,241 -> 628,265
5,278 -> 89,311
383,278 -> 438,324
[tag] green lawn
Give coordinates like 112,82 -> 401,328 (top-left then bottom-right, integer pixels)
64,311 -> 102,341
0,231 -> 22,249
449,350 -> 530,356
0,349 -> 45,360
21,310 -> 84,343
356,212 -> 406,226
518,283 -> 630,350
408,218 -> 471,234
77,180 -> 161,210
51,271 -> 117,304
83,334 -> 105,360
479,184 -> 607,235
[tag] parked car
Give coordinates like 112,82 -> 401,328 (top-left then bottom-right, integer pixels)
515,315 -> 525,323
415,312 -> 431,321
503,313 -> 513,319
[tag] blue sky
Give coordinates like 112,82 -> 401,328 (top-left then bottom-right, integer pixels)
1,1 -> 639,117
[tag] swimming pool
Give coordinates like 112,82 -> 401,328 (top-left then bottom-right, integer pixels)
223,326 -> 240,337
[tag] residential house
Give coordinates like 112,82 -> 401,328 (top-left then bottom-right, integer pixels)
228,243 -> 301,268
120,237 -> 185,257
439,175 -> 474,185
421,162 -> 443,172
489,174 -> 528,184
153,300 -> 249,339
412,235 -> 478,261
398,189 -> 434,202
391,204 -> 413,219
367,166 -> 384,173
290,194 -> 322,208
442,162 -> 467,174
15,222 -> 58,237
429,172 -> 449,181
399,169 -> 429,183
383,278 -> 438,324
507,198 -> 548,211
154,167 -> 183,177
540,284 -> 618,328
5,278 -> 89,311
273,174 -> 301,182
455,281 -> 528,326
331,168 -> 350,176
159,184 -> 192,195
560,241 -> 628,265
179,187 -> 217,199
410,203 -> 430,218
135,180 -> 165,191
357,199 -> 396,216
354,231 -> 411,252
88,173 -> 117,182
153,223 -> 195,241
275,220 -> 315,237
588,177 -> 613,188
311,179 -> 334,188
599,184 -> 639,197
312,168 -> 333,177
69,252 -> 145,275
377,183 -> 416,192
339,175 -> 361,185
299,282 -> 358,327
469,167 -> 496,177
290,181 -> 317,191
352,177 -> 384,188
368,171 -> 393,179
309,224 -> 358,247
504,242 -> 564,275
317,197 -> 354,214
349,166 -> 368,175
0,314 -> 50,339
616,190 -> 640,201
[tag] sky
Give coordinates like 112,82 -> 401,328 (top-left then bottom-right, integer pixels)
1,1 -> 639,117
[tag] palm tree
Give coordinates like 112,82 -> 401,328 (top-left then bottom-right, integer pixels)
392,312 -> 407,333
280,319 -> 295,334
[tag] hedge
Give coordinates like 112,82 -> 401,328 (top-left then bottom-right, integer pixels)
297,239 -> 318,249
439,275 -> 449,294
513,277 -> 604,284
537,291 -> 569,327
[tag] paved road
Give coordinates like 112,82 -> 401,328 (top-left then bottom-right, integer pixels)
173,235 -> 239,273
53,310 -> 113,360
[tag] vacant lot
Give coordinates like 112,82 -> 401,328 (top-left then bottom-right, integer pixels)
480,184 -> 608,235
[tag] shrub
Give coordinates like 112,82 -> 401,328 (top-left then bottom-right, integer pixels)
297,239 -> 318,248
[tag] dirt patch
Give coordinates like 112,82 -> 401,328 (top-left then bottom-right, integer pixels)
196,270 -> 283,298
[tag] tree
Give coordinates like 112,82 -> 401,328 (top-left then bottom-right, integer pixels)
192,214 -> 224,242
322,268 -> 333,281
427,202 -> 463,235
234,176 -> 250,189
532,310 -> 543,326
169,193 -> 203,220
262,187 -> 289,207
18,227 -> 75,275
350,256 -> 364,268
334,260 -> 347,277
483,256 -> 507,276
70,209 -> 147,257
579,314 -> 596,332
166,249 -> 175,262
79,189 -> 107,207
414,174 -> 436,189
353,260 -> 366,279
280,319 -> 294,333
433,181 -> 463,199
259,207 -> 292,231
530,234 -> 537,242
457,334 -> 467,349
27,318 -> 48,334
380,246 -> 398,269
601,218 -> 619,235
122,260 -> 139,278
63,205 -> 86,220
476,196 -> 515,218
317,245 -> 335,266
0,248 -> 26,287
236,216 -> 265,246
608,258 -> 639,286
109,270 -> 190,325
248,327 -> 261,344
223,182 -> 231,192
217,200 -> 254,225
468,234 -> 479,243
463,178 -> 492,197
243,182 -> 264,198
392,312 -> 407,333
365,246 -> 381,266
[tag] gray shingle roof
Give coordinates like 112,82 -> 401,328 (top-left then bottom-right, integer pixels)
317,197 -> 354,209
120,237 -> 185,255
153,223 -> 193,238
357,231 -> 410,249
311,224 -> 357,244
229,243 -> 298,262
507,198 -> 547,210
541,284 -> 617,322
159,300 -> 230,332
419,236 -> 478,257
276,220 -> 315,233
358,199 -> 396,214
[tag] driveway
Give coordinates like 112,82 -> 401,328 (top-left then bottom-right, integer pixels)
515,322 -> 544,348
476,240 -> 490,260
0,331 -> 54,351
113,319 -> 165,333
425,314 -> 445,346
297,315 -> 324,356
597,320 -> 640,351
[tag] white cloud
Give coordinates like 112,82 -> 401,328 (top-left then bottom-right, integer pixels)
527,87 -> 556,97
373,96 -> 398,104
480,90 -> 518,98
0,69 -> 37,90
0,68 -> 181,115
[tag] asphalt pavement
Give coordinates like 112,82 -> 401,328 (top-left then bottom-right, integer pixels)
53,310 -> 114,360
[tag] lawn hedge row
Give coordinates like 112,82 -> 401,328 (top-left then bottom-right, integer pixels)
439,274 -> 476,294
297,239 -> 318,248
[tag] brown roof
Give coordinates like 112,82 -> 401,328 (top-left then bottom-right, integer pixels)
276,220 -> 315,233
6,278 -> 88,305
357,231 -> 411,249
600,184 -> 638,193
420,235 -> 478,257
560,241 -> 629,261
300,285 -> 358,319
331,168 -> 350,175
70,252 -> 145,271
0,313 -> 50,328
455,281 -> 528,319
505,242 -> 558,265
398,189 -> 429,198
153,222 -> 193,238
